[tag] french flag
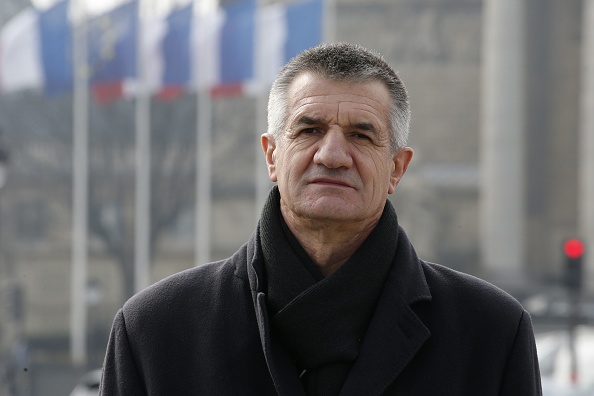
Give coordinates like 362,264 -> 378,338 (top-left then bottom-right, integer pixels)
0,1 -> 71,95
157,4 -> 192,101
210,0 -> 257,97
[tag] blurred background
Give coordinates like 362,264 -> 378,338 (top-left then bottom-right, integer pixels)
1,0 -> 593,394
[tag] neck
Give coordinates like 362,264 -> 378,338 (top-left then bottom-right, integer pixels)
280,208 -> 381,276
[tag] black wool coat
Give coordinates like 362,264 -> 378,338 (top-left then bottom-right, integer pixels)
99,225 -> 542,395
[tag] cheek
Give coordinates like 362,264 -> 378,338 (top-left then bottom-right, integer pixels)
276,156 -> 298,186
284,149 -> 310,174
368,159 -> 394,193
362,153 -> 390,178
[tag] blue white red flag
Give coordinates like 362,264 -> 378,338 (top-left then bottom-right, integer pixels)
0,1 -> 71,94
211,0 -> 256,96
159,4 -> 193,100
248,0 -> 324,95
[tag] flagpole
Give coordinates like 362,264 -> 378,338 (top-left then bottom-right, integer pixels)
135,0 -> 151,292
254,0 -> 270,220
195,90 -> 212,267
324,0 -> 335,43
70,0 -> 89,366
194,1 -> 214,267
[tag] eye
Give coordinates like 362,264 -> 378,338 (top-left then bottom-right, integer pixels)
301,128 -> 318,134
353,133 -> 372,141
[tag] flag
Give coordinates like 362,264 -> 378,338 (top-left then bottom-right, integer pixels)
0,0 -> 324,100
284,0 -> 323,61
0,1 -> 72,95
39,1 -> 72,95
0,8 -> 43,93
249,0 -> 324,94
140,14 -> 167,98
191,6 -> 224,93
213,0 -> 256,96
158,4 -> 192,101
87,1 -> 138,103
251,3 -> 286,93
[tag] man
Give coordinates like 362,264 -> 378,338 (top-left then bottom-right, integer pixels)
100,43 -> 542,395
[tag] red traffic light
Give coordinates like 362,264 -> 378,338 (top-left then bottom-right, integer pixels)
564,239 -> 585,259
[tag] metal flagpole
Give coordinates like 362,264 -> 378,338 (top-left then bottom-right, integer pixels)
195,90 -> 212,267
194,0 -> 215,267
70,0 -> 89,366
254,0 -> 270,220
323,0 -> 335,44
135,0 -> 152,292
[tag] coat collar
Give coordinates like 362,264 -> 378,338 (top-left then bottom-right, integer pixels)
244,218 -> 432,396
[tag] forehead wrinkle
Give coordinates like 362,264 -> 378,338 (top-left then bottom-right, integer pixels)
287,99 -> 333,130
287,83 -> 390,138
287,104 -> 331,131
292,91 -> 386,110
292,98 -> 382,121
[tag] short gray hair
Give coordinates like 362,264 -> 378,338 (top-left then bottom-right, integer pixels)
267,42 -> 411,152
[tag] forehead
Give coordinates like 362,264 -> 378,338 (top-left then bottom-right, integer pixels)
286,73 -> 391,126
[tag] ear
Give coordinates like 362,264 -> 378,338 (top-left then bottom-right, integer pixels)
261,133 -> 278,182
388,147 -> 413,195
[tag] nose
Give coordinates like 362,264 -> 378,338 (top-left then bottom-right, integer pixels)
313,128 -> 353,169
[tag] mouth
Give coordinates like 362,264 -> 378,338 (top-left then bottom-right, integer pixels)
310,177 -> 354,189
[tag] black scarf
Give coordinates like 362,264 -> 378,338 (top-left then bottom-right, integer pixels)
260,187 -> 399,395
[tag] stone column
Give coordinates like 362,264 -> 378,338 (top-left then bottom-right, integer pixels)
479,0 -> 526,284
579,0 -> 594,292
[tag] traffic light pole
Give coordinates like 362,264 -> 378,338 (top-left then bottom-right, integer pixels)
563,238 -> 585,385
568,288 -> 580,384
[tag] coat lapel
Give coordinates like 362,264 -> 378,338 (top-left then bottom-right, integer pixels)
341,227 -> 432,396
254,293 -> 306,396
246,228 -> 305,396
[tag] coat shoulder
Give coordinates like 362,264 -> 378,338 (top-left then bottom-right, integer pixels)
121,243 -> 251,330
420,261 -> 526,325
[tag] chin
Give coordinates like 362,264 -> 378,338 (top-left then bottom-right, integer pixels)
300,201 -> 365,222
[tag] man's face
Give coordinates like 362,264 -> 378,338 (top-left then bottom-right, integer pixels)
262,73 -> 413,226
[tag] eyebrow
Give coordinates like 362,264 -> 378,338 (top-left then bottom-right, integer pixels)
293,116 -> 379,136
294,115 -> 322,127
353,122 -> 378,135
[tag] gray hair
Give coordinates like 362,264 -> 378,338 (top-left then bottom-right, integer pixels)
267,42 -> 411,152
